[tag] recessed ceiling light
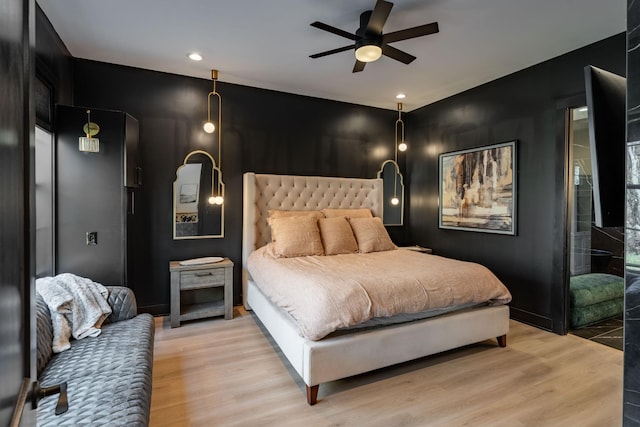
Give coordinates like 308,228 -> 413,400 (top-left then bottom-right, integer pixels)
396,93 -> 406,99
188,52 -> 203,61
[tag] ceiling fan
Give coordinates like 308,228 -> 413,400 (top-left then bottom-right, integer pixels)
309,0 -> 439,73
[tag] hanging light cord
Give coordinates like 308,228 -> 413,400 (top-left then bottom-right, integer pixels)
85,110 -> 92,138
393,103 -> 404,200
207,70 -> 223,198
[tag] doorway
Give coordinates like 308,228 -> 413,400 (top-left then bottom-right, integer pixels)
35,126 -> 55,278
567,106 -> 624,350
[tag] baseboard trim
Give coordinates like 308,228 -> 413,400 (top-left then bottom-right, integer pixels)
139,304 -> 169,316
510,307 -> 553,332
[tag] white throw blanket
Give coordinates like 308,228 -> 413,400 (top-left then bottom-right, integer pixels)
36,273 -> 112,353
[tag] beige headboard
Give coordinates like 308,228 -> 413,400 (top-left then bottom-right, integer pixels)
242,172 -> 383,307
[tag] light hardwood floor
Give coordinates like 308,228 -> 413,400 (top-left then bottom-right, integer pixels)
150,308 -> 623,427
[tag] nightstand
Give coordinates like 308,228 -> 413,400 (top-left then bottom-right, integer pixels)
169,258 -> 233,328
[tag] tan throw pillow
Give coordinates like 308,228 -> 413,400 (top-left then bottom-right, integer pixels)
269,215 -> 324,258
268,210 -> 325,229
322,208 -> 373,219
348,217 -> 396,253
318,217 -> 358,255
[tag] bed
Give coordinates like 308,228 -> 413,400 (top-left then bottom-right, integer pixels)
242,172 -> 511,405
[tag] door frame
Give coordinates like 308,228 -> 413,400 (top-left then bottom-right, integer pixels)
555,94 -> 587,335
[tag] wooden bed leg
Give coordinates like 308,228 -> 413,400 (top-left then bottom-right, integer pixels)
306,385 -> 319,405
496,335 -> 507,348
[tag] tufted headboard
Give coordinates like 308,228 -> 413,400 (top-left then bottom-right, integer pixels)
242,172 -> 383,307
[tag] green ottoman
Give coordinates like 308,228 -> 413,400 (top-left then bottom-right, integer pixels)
570,273 -> 624,328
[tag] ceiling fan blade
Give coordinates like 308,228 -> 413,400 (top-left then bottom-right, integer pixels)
310,45 -> 354,59
382,44 -> 416,64
384,22 -> 439,44
366,0 -> 393,34
310,21 -> 356,40
353,60 -> 366,73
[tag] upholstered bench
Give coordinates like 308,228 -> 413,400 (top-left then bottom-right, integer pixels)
570,273 -> 624,328
36,286 -> 155,426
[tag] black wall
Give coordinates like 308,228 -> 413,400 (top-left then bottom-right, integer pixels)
69,59 -> 407,313
1,0 -> 36,424
35,6 -> 626,332
407,34 -> 626,332
35,4 -> 72,118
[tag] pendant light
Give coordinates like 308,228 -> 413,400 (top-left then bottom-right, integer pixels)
203,69 -> 223,205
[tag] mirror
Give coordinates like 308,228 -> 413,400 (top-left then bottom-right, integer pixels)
173,150 -> 224,239
377,160 -> 404,226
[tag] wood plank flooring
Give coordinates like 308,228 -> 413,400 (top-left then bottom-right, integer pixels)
150,308 -> 623,427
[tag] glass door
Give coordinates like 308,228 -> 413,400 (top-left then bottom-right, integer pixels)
568,107 -> 593,276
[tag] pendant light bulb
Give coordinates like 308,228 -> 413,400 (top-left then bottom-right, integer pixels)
212,196 -> 224,205
391,197 -> 400,206
398,142 -> 407,152
208,196 -> 216,204
204,121 -> 215,133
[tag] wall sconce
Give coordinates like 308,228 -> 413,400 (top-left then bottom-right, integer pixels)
78,109 -> 101,153
203,69 -> 223,205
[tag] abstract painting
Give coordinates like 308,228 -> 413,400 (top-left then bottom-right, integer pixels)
439,141 -> 517,234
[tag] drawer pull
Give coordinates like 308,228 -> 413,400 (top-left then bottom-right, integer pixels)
195,272 -> 213,277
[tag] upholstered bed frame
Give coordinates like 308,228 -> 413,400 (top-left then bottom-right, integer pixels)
242,172 -> 510,405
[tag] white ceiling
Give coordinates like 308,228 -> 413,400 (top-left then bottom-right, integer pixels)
37,0 -> 626,112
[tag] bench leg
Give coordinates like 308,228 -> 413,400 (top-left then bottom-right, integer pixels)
496,335 -> 507,347
306,385 -> 319,405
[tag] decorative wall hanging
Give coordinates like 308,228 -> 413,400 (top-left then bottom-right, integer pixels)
438,140 -> 517,235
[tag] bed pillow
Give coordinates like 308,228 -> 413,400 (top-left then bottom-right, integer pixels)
269,215 -> 324,257
348,217 -> 396,253
268,209 -> 325,228
318,217 -> 359,255
321,208 -> 373,219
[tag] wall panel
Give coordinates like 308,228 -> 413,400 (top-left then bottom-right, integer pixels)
70,60 -> 402,312
407,34 -> 626,332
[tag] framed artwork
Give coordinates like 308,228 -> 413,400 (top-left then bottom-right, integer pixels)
439,140 -> 517,235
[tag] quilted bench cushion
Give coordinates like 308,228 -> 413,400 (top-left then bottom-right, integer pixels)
37,313 -> 154,426
570,273 -> 624,308
571,298 -> 624,329
570,273 -> 624,328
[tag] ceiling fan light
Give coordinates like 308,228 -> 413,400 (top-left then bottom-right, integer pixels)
355,44 -> 382,63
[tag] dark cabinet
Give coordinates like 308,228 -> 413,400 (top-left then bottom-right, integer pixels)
55,105 -> 140,287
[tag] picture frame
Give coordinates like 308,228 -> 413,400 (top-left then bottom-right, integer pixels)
438,140 -> 517,235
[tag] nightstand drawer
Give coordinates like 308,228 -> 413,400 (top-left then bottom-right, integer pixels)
180,268 -> 226,290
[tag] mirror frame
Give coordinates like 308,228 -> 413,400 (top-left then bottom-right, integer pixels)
173,149 -> 225,239
377,159 -> 404,226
